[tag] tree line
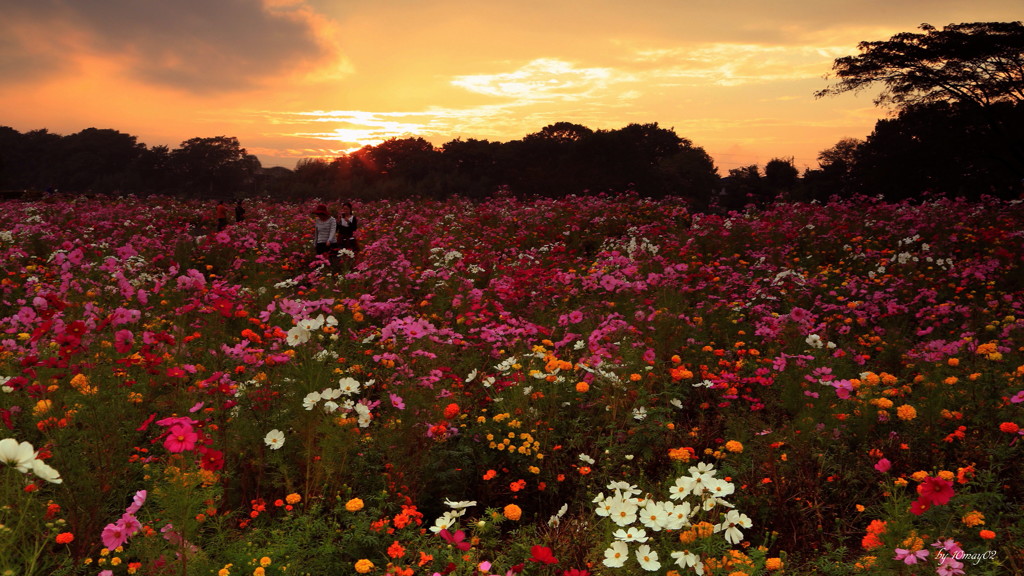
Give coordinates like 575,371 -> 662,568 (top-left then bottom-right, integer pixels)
2,21 -> 1022,206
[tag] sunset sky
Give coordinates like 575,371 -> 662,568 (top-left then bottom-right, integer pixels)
1,1 -> 1020,174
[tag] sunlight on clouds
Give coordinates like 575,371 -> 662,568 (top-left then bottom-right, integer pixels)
451,58 -> 628,101
626,42 -> 851,86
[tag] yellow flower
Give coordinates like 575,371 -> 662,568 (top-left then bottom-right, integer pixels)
896,405 -> 917,421
724,440 -> 744,453
345,498 -> 364,512
33,399 -> 53,415
354,559 -> 374,573
285,493 -> 301,505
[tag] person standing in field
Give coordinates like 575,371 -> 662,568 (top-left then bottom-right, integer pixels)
235,199 -> 245,223
216,200 -> 228,231
335,202 -> 359,256
312,203 -> 337,257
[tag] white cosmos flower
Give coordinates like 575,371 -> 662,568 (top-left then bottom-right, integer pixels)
671,551 -> 704,574
298,315 -> 325,331
322,401 -> 339,413
548,503 -> 568,527
444,499 -> 477,509
608,498 -> 639,527
613,527 -> 648,542
302,391 -> 321,410
429,510 -> 462,533
264,429 -> 285,450
638,500 -> 668,531
355,403 -> 372,427
715,509 -> 753,545
602,541 -> 629,568
606,481 -> 642,498
31,459 -> 62,484
321,387 -> 343,400
705,477 -> 736,499
285,326 -> 310,346
662,501 -> 692,530
337,377 -> 361,396
0,438 -> 36,473
635,544 -> 661,571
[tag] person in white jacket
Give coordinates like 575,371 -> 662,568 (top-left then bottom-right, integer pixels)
312,203 -> 336,256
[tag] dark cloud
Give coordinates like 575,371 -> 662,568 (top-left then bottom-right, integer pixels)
0,0 -> 337,93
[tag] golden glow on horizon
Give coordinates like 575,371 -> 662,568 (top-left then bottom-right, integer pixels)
1,1 -> 1020,172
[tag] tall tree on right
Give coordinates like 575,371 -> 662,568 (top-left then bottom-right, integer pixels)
816,21 -> 1024,196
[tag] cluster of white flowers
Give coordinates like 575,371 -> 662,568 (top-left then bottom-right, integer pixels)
594,463 -> 752,574
0,230 -> 13,243
430,498 -> 476,533
286,314 -> 338,346
0,438 -> 63,484
805,333 -> 837,350
301,376 -> 376,426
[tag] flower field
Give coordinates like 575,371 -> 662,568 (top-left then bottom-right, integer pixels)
1,193 -> 1023,576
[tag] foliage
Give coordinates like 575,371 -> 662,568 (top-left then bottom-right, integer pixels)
1,193 -> 1023,576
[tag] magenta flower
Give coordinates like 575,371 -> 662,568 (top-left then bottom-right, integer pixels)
873,458 -> 891,473
164,423 -> 199,453
439,528 -> 471,551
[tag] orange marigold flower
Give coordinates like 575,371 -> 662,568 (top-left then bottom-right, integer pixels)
765,558 -> 784,571
286,493 -> 301,505
575,381 -> 590,392
387,540 -> 406,559
346,498 -> 364,512
418,551 -> 433,566
668,447 -> 695,461
503,504 -> 522,521
962,510 -> 985,527
724,440 -> 743,453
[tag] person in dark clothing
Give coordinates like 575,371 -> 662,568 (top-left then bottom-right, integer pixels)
335,202 -> 359,255
216,201 -> 228,231
235,199 -> 245,223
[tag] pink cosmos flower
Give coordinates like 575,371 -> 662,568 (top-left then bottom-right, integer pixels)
126,490 -> 147,514
164,423 -> 198,453
101,521 -> 129,550
874,458 -> 891,473
893,548 -> 929,565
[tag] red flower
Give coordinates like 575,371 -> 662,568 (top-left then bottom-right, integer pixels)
528,545 -> 558,565
909,497 -> 931,516
198,447 -> 224,471
917,476 -> 955,506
